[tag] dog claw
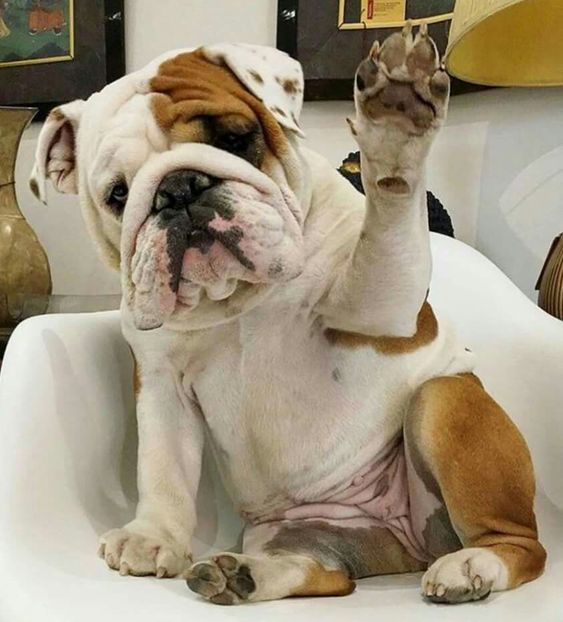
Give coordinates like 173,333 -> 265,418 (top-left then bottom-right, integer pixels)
435,584 -> 446,598
419,21 -> 428,37
369,40 -> 380,60
156,566 -> 167,578
402,20 -> 413,37
119,562 -> 130,576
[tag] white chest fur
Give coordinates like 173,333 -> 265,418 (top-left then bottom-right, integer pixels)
189,289 -> 472,518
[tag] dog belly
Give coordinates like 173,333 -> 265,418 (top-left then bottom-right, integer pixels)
247,437 -> 430,562
192,300 -> 474,548
195,352 -> 413,523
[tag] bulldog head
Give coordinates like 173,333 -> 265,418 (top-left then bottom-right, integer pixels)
31,44 -> 309,330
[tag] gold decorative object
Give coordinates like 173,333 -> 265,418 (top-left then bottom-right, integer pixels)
536,234 -> 563,320
0,106 -> 52,329
446,0 -> 563,87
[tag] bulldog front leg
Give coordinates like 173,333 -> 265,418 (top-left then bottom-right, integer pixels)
99,363 -> 204,578
322,23 -> 450,337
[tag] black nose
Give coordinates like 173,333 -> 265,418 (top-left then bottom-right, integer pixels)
152,170 -> 216,214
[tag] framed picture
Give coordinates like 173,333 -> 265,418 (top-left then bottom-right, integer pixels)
277,0 -> 486,100
0,0 -> 125,117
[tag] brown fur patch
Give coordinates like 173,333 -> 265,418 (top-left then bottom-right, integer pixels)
291,562 -> 355,598
264,520 -> 425,580
150,50 -> 288,157
49,107 -> 65,122
281,78 -> 300,95
408,374 -> 546,588
169,117 -> 208,144
248,69 -> 264,84
271,105 -> 287,118
325,302 -> 438,355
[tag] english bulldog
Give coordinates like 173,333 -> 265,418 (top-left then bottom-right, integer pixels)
31,23 -> 545,605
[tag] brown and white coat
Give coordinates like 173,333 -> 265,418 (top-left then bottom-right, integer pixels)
32,25 -> 545,606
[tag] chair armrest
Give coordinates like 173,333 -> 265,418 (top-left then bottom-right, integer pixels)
0,310 -> 240,607
430,234 -> 563,510
0,310 -> 137,534
0,312 -> 139,620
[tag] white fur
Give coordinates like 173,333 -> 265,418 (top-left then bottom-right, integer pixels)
30,98 -> 84,203
189,553 -> 316,603
32,44 -> 475,583
422,548 -> 509,601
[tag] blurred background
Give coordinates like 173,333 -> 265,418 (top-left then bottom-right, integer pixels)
9,0 -> 563,303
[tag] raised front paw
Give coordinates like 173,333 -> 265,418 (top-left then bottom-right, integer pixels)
353,21 -> 450,136
99,525 -> 191,578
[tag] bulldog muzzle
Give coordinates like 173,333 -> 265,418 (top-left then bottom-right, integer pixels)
121,143 -> 305,331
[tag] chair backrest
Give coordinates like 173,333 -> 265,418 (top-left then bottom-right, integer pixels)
429,234 -> 563,511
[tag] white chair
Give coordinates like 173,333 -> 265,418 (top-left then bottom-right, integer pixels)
1,233 -> 562,622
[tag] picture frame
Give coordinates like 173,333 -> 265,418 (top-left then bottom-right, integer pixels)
0,0 -> 125,118
0,0 -> 75,69
277,0 -> 487,101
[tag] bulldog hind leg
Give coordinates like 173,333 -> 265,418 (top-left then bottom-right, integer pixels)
186,521 -> 425,604
186,551 -> 354,605
405,374 -> 546,604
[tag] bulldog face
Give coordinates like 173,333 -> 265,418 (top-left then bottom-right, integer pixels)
31,45 -> 307,330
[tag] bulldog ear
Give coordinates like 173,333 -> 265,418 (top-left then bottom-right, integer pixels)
30,99 -> 85,204
202,44 -> 305,138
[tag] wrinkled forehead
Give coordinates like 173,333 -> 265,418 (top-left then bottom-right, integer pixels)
78,44 -> 305,161
80,91 -> 166,185
77,66 -> 162,171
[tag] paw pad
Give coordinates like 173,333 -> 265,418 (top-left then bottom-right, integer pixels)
354,21 -> 450,133
187,554 -> 256,605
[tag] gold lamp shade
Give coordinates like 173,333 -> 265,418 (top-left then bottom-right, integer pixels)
445,0 -> 563,86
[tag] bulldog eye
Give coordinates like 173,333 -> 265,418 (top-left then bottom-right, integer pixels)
107,181 -> 129,213
216,131 -> 252,153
